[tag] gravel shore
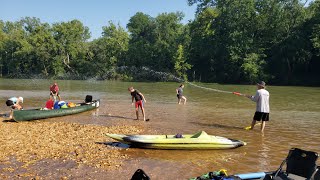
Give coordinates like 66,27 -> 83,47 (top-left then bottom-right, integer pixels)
0,121 -> 143,179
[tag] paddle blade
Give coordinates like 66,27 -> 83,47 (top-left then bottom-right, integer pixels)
244,123 -> 261,130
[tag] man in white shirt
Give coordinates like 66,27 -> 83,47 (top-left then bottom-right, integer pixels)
245,81 -> 270,132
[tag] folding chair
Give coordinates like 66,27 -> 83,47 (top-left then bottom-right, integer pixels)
270,148 -> 319,180
314,167 -> 320,180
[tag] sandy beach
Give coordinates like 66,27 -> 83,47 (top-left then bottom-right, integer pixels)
0,120 -> 143,179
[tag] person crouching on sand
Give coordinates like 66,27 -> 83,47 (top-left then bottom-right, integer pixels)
6,96 -> 23,119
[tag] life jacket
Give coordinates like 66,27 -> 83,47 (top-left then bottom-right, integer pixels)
54,101 -> 60,109
67,102 -> 76,107
45,100 -> 54,109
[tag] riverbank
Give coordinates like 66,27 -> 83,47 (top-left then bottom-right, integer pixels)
1,80 -> 319,179
0,121 -> 143,179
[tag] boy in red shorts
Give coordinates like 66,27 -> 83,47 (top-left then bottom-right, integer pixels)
128,87 -> 148,121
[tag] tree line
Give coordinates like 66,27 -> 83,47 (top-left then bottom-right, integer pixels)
0,0 -> 319,85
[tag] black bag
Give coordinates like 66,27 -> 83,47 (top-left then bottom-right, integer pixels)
131,169 -> 150,180
85,95 -> 92,103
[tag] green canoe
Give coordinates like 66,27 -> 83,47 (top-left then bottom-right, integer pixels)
12,100 -> 100,121
106,131 -> 246,150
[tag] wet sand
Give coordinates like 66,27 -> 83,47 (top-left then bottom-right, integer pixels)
0,120 -> 144,179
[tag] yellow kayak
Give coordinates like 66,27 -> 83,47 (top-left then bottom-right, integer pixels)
106,131 -> 246,150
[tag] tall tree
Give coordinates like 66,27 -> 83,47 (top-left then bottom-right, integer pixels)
126,12 -> 187,79
152,12 -> 185,72
19,17 -> 57,76
174,44 -> 192,80
188,7 -> 219,82
52,20 -> 90,77
2,20 -> 27,76
89,21 -> 129,79
126,12 -> 156,68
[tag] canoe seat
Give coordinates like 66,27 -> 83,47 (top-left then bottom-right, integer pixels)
191,131 -> 210,139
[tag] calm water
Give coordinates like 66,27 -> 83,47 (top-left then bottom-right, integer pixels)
0,78 -> 319,179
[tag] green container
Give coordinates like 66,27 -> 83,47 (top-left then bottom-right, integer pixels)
12,100 -> 100,121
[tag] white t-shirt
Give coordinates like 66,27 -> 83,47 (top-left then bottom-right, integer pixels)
250,89 -> 270,113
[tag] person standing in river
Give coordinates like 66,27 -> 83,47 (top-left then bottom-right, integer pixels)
244,81 -> 270,132
176,84 -> 187,105
128,87 -> 148,121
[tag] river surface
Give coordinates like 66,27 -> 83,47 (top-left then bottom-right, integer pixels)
0,79 -> 319,179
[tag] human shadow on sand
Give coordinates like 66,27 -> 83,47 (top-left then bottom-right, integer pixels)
190,122 -> 244,130
98,115 -> 135,120
96,142 -> 131,149
2,119 -> 16,123
0,115 -> 15,123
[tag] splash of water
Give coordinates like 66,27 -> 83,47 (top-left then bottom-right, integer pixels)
118,66 -> 233,94
16,66 -> 234,94
187,82 -> 233,94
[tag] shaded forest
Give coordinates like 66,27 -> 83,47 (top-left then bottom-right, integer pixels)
0,0 -> 319,85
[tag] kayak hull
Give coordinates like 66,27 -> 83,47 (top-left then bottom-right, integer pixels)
12,100 -> 100,121
106,131 -> 246,150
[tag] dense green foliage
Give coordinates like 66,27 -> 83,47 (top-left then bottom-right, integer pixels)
0,0 -> 319,85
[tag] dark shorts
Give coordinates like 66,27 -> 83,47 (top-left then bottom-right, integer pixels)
177,94 -> 182,99
6,100 -> 14,106
50,92 -> 60,96
253,112 -> 269,121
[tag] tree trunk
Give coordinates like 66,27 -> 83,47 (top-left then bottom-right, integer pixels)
63,53 -> 79,76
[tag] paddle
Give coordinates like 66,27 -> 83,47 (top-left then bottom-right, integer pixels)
244,122 -> 261,130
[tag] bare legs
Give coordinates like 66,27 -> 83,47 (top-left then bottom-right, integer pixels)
250,120 -> 256,130
178,96 -> 187,105
135,107 -> 146,121
9,110 -> 13,119
261,121 -> 266,132
51,94 -> 61,102
250,120 -> 266,132
135,108 -> 139,120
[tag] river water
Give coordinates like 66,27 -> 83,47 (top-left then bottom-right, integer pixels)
0,79 -> 319,179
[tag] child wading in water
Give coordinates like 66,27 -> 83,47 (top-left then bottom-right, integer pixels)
128,87 -> 148,121
176,84 -> 187,105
